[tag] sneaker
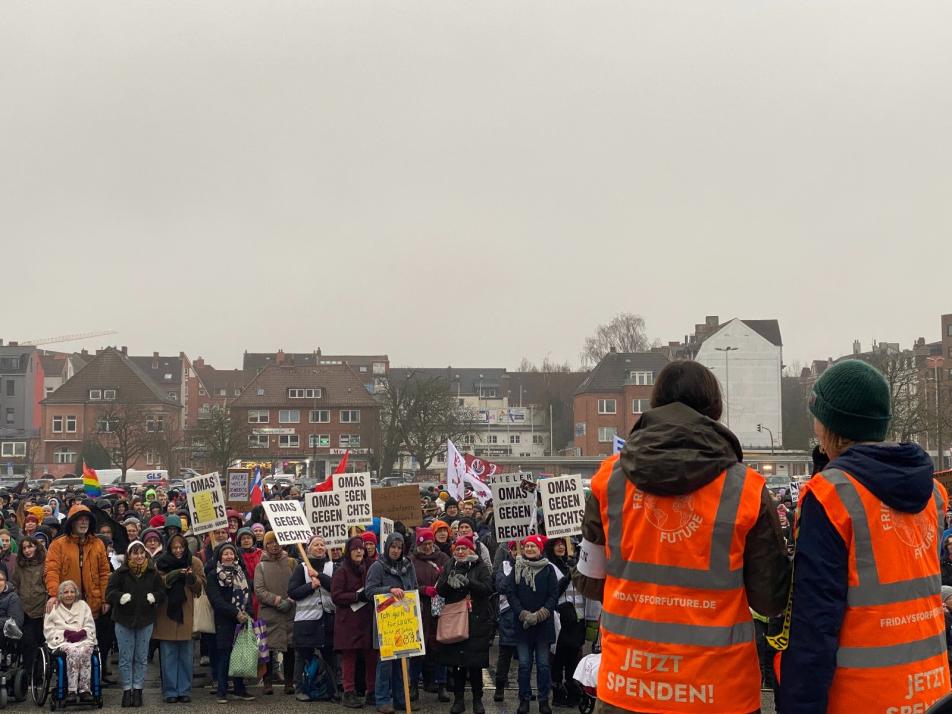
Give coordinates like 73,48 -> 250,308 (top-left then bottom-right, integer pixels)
178,696 -> 191,703
377,705 -> 395,714
233,692 -> 255,701
342,691 -> 364,709
217,697 -> 229,704
295,693 -> 312,702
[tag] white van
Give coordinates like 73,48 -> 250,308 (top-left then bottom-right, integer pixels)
98,469 -> 169,486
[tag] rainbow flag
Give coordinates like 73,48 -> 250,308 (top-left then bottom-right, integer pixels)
82,462 -> 101,497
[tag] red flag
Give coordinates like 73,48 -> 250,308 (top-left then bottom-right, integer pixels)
312,451 -> 350,492
463,454 -> 503,482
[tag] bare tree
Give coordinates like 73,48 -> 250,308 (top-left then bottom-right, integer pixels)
516,355 -> 573,373
195,406 -> 249,477
581,313 -> 650,367
151,420 -> 185,475
95,402 -> 152,482
866,351 -> 924,443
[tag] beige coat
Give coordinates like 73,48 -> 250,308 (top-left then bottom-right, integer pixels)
152,556 -> 205,642
44,600 -> 96,650
253,550 -> 296,652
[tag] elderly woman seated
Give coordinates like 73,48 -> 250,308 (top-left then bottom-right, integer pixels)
43,580 -> 97,700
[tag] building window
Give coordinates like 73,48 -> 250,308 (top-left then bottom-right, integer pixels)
480,387 -> 498,398
167,392 -> 177,401
234,389 -> 242,397
248,410 -> 269,424
146,415 -> 165,432
103,389 -> 116,401
248,434 -> 269,449
461,435 -> 475,445
279,410 -> 300,424
948,324 -> 952,337
0,442 -> 25,458
218,388 -> 227,397
532,434 -> 544,445
510,434 -> 521,444
88,389 -> 102,400
4,409 -> 13,424
144,450 -> 158,465
96,416 -> 117,433
198,387 -> 206,396
373,362 -> 386,375
199,404 -> 210,416
279,434 -> 300,449
339,434 -> 361,447
46,387 -> 54,396
288,388 -> 323,399
597,399 -> 617,415
54,448 -> 76,464
52,416 -> 64,433
5,381 -> 13,397
309,434 -> 330,448
359,366 -> 368,373
487,435 -> 498,444
629,371 -> 654,386
310,410 -> 330,423
340,410 -> 360,424
632,399 -> 650,414
598,427 -> 614,443
66,416 -> 77,433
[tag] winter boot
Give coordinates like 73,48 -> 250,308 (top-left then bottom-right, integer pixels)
121,690 -> 132,708
539,697 -> 552,714
133,689 -> 143,708
262,674 -> 274,696
472,691 -> 485,714
437,685 -> 451,703
552,684 -> 570,708
450,691 -> 466,714
517,698 -> 531,714
494,681 -> 506,703
409,682 -> 419,702
342,691 -> 364,709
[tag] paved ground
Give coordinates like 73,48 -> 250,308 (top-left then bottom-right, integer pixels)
3,654 -> 776,713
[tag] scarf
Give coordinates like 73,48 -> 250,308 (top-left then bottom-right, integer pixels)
514,555 -> 550,591
156,541 -> 191,624
128,556 -> 148,578
217,562 -> 248,612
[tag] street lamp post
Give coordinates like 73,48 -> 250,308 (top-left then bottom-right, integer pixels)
757,423 -> 775,453
715,346 -> 738,428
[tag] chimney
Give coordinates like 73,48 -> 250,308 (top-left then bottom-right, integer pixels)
276,349 -> 285,365
193,357 -> 204,369
152,351 -> 159,370
853,340 -> 861,355
706,316 -> 719,327
9,341 -> 17,347
81,349 -> 88,357
120,345 -> 127,355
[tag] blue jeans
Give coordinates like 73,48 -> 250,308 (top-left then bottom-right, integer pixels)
410,656 -> 446,686
516,640 -> 551,701
375,657 -> 405,708
213,643 -> 249,698
159,640 -> 194,698
114,623 -> 153,691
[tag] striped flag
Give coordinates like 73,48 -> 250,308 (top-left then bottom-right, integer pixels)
82,462 -> 101,498
249,466 -> 264,506
613,435 -> 626,455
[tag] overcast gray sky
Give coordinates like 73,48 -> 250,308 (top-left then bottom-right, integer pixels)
3,1 -> 951,371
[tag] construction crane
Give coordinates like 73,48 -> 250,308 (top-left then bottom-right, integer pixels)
20,329 -> 118,347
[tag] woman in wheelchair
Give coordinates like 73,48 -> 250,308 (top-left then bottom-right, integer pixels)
42,581 -> 96,701
0,564 -> 24,637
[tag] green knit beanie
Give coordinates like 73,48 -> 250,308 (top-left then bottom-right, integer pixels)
809,360 -> 892,442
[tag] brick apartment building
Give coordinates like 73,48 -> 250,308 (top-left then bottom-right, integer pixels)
243,350 -> 390,396
229,363 -> 380,478
573,351 -> 669,456
40,347 -> 183,477
0,342 -> 43,476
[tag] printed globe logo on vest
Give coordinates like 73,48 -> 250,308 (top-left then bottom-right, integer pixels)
880,504 -> 936,559
632,491 -> 703,543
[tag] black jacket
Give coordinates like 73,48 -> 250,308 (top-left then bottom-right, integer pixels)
434,556 -> 494,669
105,560 -> 166,630
573,402 -> 790,616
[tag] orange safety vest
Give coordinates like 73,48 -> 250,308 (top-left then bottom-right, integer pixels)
590,455 -> 764,714
797,468 -> 950,713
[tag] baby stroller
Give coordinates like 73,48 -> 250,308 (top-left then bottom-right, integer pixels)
0,623 -> 29,707
30,644 -> 103,710
573,624 -> 601,714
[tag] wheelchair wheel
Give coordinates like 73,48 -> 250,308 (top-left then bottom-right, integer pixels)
12,669 -> 27,702
0,682 -> 7,709
31,648 -> 50,706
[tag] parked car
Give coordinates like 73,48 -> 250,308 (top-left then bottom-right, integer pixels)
51,477 -> 85,492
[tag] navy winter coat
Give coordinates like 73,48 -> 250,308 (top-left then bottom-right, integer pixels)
503,557 -> 559,645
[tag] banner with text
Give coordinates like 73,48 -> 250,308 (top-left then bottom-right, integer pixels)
305,491 -> 349,549
226,469 -> 252,510
539,474 -> 585,539
491,472 -> 537,542
262,500 -> 314,546
185,473 -> 228,535
372,484 -> 422,526
335,472 -> 373,527
374,590 -> 425,661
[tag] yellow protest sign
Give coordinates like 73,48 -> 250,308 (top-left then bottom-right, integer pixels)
193,490 -> 217,523
374,590 -> 426,661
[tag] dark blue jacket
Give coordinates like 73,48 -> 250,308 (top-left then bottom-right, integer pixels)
779,443 -> 936,714
503,557 -> 559,645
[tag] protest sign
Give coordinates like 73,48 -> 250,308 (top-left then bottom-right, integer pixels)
226,469 -> 251,510
335,471 -> 373,527
538,474 -> 585,539
262,500 -> 314,546
374,590 -> 425,661
185,473 -> 227,535
305,491 -> 349,549
373,485 -> 422,526
491,472 -> 537,542
380,517 -> 395,544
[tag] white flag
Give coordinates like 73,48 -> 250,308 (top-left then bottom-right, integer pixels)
613,434 -> 626,455
446,439 -> 467,501
464,472 -> 493,504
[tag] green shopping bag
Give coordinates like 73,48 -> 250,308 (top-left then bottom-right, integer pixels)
228,619 -> 259,679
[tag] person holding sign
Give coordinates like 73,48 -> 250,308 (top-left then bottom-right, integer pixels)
435,537 -> 494,714
366,533 -> 418,714
331,536 -> 378,709
287,534 -> 334,702
503,535 -> 558,714
204,542 -> 255,703
254,532 -> 297,696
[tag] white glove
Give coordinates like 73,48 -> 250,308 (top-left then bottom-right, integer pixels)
119,593 -> 132,605
147,593 -> 155,605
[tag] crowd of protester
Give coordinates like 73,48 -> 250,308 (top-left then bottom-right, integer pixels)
0,478 -> 598,714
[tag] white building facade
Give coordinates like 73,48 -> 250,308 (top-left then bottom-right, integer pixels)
696,318 -> 783,450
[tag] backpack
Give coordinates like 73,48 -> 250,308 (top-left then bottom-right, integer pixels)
301,652 -> 337,701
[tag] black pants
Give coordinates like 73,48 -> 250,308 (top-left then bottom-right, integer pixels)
551,645 -> 581,687
495,646 -> 515,686
93,616 -> 114,673
451,666 -> 483,696
22,615 -> 44,673
754,619 -> 777,689
266,649 -> 295,684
